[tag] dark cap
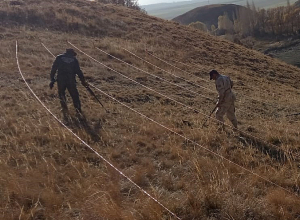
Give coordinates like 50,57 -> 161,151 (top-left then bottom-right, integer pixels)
209,70 -> 219,80
66,48 -> 77,56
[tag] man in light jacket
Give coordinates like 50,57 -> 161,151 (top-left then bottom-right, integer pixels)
210,70 -> 238,129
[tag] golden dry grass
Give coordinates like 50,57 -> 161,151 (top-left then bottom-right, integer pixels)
1,0 -> 300,219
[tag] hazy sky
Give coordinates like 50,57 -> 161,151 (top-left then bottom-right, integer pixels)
139,0 -> 191,6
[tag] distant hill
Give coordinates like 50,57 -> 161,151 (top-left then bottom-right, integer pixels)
172,4 -> 248,29
143,0 -> 298,20
142,0 -> 209,20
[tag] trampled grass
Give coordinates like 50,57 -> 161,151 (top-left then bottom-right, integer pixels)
1,0 -> 300,219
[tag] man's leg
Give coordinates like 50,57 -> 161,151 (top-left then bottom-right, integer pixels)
57,80 -> 68,112
226,102 -> 238,129
67,82 -> 81,113
216,106 -> 227,130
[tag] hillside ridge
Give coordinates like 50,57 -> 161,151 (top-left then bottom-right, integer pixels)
1,0 -> 299,87
172,4 -> 248,28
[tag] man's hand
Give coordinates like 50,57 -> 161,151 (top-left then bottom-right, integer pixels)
81,79 -> 88,87
49,81 -> 55,89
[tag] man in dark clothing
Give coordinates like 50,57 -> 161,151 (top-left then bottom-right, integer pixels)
50,49 -> 88,114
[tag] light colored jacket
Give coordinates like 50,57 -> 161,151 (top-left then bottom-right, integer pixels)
215,74 -> 235,104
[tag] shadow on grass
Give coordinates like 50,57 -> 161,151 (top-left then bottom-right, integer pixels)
63,112 -> 102,142
237,131 -> 288,163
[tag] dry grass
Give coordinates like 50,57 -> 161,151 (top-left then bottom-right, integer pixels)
0,0 -> 300,219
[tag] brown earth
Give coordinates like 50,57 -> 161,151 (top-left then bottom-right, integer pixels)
1,0 -> 300,219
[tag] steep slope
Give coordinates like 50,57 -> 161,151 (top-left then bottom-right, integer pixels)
172,4 -> 249,28
1,0 -> 300,219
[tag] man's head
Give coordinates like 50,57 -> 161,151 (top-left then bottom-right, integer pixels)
209,70 -> 219,80
66,49 -> 77,56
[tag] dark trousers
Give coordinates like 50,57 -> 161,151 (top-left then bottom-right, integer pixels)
57,77 -> 81,112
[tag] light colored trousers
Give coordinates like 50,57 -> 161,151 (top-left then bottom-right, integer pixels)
216,101 -> 238,128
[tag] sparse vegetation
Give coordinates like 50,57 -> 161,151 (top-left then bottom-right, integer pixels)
220,0 -> 300,37
211,0 -> 300,39
174,1 -> 300,66
96,0 -> 143,11
188,21 -> 208,32
1,0 -> 300,219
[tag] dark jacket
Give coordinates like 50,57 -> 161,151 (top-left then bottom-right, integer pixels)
50,53 -> 84,82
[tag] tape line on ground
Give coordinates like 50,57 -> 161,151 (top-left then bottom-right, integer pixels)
41,42 -> 299,202
148,51 -> 285,112
122,47 -> 216,94
89,82 -> 299,199
16,41 -> 182,220
67,42 -> 296,161
97,46 -> 260,118
95,47 -> 213,101
124,47 -> 273,117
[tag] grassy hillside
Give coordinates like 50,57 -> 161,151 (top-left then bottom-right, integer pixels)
1,0 -> 300,219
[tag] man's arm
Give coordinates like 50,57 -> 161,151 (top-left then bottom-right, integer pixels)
74,59 -> 88,87
216,78 -> 225,105
50,57 -> 59,82
49,57 -> 60,89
